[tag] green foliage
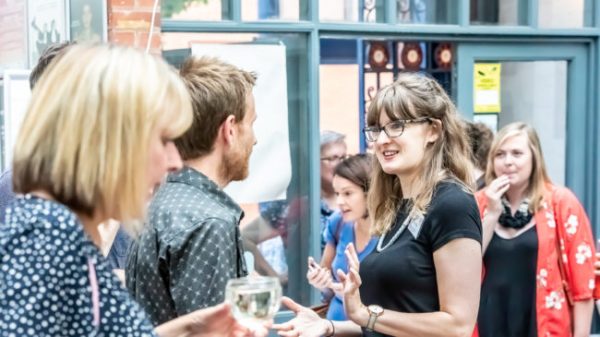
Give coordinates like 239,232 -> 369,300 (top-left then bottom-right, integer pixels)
162,0 -> 208,18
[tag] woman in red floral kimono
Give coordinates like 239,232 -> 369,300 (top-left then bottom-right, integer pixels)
476,122 -> 595,337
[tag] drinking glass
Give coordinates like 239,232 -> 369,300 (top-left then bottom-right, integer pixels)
225,276 -> 282,324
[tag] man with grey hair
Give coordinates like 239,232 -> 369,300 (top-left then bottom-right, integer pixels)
319,130 -> 347,249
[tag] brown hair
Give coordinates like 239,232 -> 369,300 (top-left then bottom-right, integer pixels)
176,56 -> 257,160
334,153 -> 373,192
366,72 -> 474,235
466,121 -> 494,171
29,41 -> 75,89
485,122 -> 551,213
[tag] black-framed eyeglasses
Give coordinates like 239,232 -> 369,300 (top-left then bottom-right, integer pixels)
320,155 -> 347,164
363,117 -> 432,142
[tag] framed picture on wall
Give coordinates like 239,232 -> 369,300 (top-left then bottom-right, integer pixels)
68,0 -> 107,43
27,0 -> 68,68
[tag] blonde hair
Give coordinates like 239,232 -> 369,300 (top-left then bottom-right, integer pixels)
484,122 -> 551,213
13,44 -> 193,231
366,73 -> 474,235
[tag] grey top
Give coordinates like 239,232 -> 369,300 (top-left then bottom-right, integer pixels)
126,166 -> 247,325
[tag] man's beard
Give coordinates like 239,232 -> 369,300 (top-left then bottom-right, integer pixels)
221,145 -> 251,184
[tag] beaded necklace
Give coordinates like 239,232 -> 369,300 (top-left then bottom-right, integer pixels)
376,199 -> 416,252
376,214 -> 412,252
498,197 -> 532,229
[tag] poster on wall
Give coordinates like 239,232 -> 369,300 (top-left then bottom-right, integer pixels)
191,43 -> 292,203
68,0 -> 107,43
473,63 -> 502,113
27,0 -> 67,68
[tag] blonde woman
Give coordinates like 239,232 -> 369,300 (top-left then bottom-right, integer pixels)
0,44 -> 266,337
275,73 -> 482,337
477,122 -> 595,337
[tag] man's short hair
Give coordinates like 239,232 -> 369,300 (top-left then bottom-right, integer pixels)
29,41 -> 74,89
320,130 -> 345,150
466,121 -> 494,171
176,56 -> 257,160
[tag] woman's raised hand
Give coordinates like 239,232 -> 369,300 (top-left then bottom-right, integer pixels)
337,243 -> 365,323
485,175 -> 510,217
306,257 -> 334,292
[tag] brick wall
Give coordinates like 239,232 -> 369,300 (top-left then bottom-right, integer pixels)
107,0 -> 162,55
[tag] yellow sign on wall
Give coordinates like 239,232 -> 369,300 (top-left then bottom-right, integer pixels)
473,63 -> 501,113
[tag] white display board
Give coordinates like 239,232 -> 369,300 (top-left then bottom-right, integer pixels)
191,43 -> 291,203
2,70 -> 31,171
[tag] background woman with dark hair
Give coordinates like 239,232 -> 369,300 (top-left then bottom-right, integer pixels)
307,153 -> 377,321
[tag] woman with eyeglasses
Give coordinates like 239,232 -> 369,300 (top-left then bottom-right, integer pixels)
306,154 -> 378,321
274,72 -> 482,337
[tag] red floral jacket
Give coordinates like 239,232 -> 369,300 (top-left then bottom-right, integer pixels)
475,183 -> 596,337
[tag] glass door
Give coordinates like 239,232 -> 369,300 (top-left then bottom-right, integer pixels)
455,42 -> 593,208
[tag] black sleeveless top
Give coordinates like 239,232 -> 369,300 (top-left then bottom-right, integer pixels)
478,226 -> 538,337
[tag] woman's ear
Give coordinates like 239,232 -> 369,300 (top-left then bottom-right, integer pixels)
426,118 -> 442,144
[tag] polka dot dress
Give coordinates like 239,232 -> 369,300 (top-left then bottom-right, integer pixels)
0,195 -> 156,336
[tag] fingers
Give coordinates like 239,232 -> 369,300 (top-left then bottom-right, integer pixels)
308,267 -> 333,290
316,269 -> 332,285
277,329 -> 300,337
345,244 -> 360,272
271,322 -> 292,331
595,253 -> 600,276
497,181 -> 510,195
487,176 -> 510,197
307,267 -> 322,284
348,267 -> 362,287
249,322 -> 271,337
232,325 -> 252,337
484,176 -> 511,214
189,302 -> 231,323
330,282 -> 343,296
281,296 -> 304,314
272,321 -> 299,337
336,269 -> 347,283
330,281 -> 343,290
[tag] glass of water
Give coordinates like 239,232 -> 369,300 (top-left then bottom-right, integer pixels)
225,276 -> 282,324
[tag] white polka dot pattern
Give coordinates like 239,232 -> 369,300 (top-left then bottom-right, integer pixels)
126,167 -> 247,326
0,195 -> 156,336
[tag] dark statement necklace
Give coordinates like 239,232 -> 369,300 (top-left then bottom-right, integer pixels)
498,197 -> 533,229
